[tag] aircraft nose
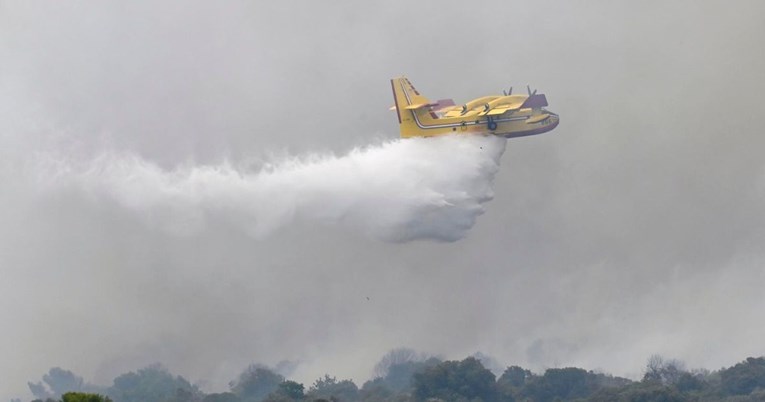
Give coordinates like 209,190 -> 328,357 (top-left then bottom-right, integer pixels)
548,113 -> 560,129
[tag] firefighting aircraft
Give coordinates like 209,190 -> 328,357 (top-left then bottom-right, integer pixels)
390,76 -> 559,138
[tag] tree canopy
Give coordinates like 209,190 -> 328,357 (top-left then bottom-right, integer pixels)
22,352 -> 765,402
106,364 -> 199,402
230,365 -> 285,402
412,357 -> 497,402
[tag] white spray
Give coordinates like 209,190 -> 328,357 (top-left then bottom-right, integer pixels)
36,135 -> 507,242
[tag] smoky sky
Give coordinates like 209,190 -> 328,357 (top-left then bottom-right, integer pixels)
2,1 -> 765,400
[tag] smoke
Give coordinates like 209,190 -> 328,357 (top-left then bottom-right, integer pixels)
4,1 -> 765,400
34,135 -> 506,242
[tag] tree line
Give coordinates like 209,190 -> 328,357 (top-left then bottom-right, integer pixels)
21,349 -> 765,402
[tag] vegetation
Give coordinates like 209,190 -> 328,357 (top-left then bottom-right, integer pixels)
24,352 -> 765,402
60,393 -> 112,402
108,364 -> 200,402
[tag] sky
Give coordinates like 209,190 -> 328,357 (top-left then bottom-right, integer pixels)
2,0 -> 765,400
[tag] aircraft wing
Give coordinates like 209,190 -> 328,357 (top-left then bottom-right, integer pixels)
485,106 -> 513,116
442,109 -> 465,118
479,100 -> 525,116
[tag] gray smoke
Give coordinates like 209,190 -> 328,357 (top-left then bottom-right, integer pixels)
3,1 -> 765,401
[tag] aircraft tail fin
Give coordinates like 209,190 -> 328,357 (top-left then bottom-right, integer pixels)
391,77 -> 435,138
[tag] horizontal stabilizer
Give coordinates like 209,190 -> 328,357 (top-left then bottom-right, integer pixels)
432,98 -> 456,110
404,102 -> 438,110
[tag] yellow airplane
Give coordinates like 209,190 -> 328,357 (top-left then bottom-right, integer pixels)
391,76 -> 559,138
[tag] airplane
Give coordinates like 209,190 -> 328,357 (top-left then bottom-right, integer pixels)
390,76 -> 559,139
